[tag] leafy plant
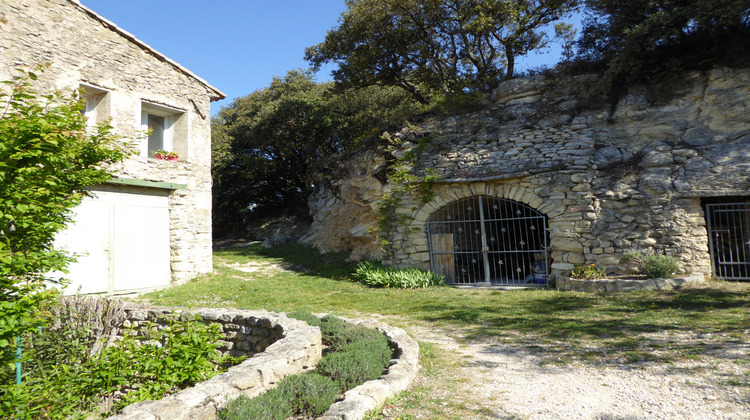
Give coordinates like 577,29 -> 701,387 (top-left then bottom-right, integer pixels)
0,310 -> 232,419
317,338 -> 392,391
353,260 -> 445,289
622,251 -> 681,279
368,134 -> 440,252
570,264 -> 607,280
0,67 -> 128,399
286,310 -> 323,327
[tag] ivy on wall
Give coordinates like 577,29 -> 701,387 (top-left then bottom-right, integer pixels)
369,133 -> 440,258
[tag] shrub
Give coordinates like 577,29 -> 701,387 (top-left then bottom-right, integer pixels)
220,390 -> 292,420
0,68 -> 128,397
278,373 -> 339,416
352,260 -> 444,288
319,315 -> 384,352
570,264 -> 607,280
1,309 -> 232,419
221,314 -> 393,419
622,251 -> 681,279
317,337 -> 392,391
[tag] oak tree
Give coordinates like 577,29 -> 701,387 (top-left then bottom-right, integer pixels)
306,0 -> 580,103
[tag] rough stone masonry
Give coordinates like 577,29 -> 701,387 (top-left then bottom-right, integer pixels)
302,67 -> 750,280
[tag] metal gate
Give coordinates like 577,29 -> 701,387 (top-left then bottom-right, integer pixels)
427,196 -> 549,285
706,202 -> 750,280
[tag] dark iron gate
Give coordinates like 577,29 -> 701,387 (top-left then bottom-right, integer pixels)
427,196 -> 549,285
706,202 -> 750,280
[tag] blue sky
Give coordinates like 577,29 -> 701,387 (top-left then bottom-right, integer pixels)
79,1 -> 578,116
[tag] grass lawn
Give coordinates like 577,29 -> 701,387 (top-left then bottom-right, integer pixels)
141,243 -> 750,366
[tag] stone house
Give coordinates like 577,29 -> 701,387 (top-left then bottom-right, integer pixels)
0,0 -> 224,294
303,68 -> 750,286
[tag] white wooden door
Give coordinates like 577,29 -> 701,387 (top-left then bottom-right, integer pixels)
55,187 -> 171,294
55,199 -> 112,294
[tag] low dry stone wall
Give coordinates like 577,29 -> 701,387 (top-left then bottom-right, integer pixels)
105,305 -> 419,420
556,274 -> 704,293
109,305 -> 322,420
120,304 -> 287,358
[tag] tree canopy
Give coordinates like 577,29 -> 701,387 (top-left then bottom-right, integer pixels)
577,0 -> 750,90
214,0 -> 750,237
211,70 -> 417,235
306,0 -> 580,104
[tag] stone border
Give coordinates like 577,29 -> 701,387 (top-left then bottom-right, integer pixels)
321,318 -> 420,420
109,307 -> 323,420
107,308 -> 419,420
556,274 -> 704,293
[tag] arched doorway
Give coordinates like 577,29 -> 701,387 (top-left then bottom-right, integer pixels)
426,196 -> 550,285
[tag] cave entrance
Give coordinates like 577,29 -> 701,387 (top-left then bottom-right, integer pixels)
427,196 -> 550,285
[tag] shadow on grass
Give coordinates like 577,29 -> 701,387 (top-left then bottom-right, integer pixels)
416,287 -> 750,364
217,243 -> 356,281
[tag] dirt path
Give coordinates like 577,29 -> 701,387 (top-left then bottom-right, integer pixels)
392,324 -> 750,419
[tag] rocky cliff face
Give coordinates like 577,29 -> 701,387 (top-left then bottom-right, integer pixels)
302,67 -> 750,279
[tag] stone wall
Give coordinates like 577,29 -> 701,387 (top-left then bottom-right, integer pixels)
99,304 -> 420,420
120,305 -> 291,358
110,305 -> 323,420
303,67 -> 750,278
0,0 -> 221,284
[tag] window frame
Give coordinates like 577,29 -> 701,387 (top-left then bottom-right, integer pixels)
140,101 -> 185,159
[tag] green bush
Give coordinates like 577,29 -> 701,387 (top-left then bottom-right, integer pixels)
622,251 -> 681,279
220,389 -> 293,420
319,315 -> 384,352
221,314 -> 393,419
352,260 -> 444,288
0,68 -> 128,400
1,311 -> 232,419
317,337 -> 392,391
278,373 -> 339,416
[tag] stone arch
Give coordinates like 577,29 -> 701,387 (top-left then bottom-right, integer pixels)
412,182 -> 552,225
395,183 -> 558,285
395,181 -> 585,279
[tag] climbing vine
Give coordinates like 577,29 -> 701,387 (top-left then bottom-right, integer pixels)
369,133 -> 440,254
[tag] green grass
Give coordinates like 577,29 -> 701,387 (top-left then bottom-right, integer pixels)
143,243 -> 750,365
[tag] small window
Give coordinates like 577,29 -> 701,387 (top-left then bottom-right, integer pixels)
146,114 -> 166,156
80,84 -> 110,128
140,101 -> 187,159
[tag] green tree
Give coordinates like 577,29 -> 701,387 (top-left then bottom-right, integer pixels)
211,70 -> 417,235
0,69 -> 128,380
577,0 -> 750,93
306,0 -> 580,104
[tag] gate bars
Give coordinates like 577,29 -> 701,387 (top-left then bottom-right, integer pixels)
706,202 -> 750,280
427,196 -> 550,285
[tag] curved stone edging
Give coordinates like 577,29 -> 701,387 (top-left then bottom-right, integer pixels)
556,274 -> 704,293
109,307 -> 322,420
320,318 -> 420,420
106,308 -> 419,420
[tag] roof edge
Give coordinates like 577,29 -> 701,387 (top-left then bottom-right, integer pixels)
68,0 -> 226,101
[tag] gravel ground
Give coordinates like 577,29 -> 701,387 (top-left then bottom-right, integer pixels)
405,325 -> 750,420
